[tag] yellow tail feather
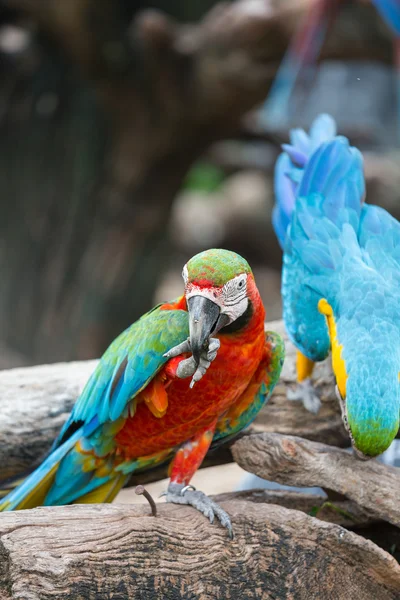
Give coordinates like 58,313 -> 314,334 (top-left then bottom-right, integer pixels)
74,474 -> 128,505
0,465 -> 58,511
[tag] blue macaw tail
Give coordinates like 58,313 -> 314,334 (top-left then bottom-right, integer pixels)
0,430 -> 82,511
0,428 -> 128,511
272,113 -> 337,249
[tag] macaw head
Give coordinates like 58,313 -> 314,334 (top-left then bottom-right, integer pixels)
182,249 -> 263,365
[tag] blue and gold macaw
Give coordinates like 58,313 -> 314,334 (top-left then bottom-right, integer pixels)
262,0 -> 400,129
273,113 -> 400,458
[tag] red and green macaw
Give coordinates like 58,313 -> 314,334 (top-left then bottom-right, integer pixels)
0,249 -> 284,536
262,0 -> 400,129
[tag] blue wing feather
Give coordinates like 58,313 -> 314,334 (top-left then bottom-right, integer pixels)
272,114 -> 338,248
1,305 -> 189,511
56,306 -> 189,447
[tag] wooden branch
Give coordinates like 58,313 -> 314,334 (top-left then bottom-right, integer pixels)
215,489 -> 377,528
0,319 -> 347,484
0,360 -> 97,479
215,490 -> 400,557
253,320 -> 347,445
232,433 -> 400,528
0,499 -> 399,599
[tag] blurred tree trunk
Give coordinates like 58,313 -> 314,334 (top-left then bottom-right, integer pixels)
0,0 -> 394,363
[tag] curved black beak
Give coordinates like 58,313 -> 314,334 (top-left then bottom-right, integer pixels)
187,296 -> 221,366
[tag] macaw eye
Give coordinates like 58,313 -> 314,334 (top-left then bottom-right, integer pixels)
238,280 -> 244,288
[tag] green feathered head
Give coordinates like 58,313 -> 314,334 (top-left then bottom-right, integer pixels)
182,249 -> 259,367
185,249 -> 252,288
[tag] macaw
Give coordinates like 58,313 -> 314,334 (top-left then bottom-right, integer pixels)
262,0 -> 400,129
273,113 -> 400,458
0,248 -> 284,536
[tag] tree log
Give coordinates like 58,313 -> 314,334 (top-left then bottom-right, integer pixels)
0,319 -> 347,483
232,433 -> 400,528
0,500 -> 399,600
214,489 -> 377,528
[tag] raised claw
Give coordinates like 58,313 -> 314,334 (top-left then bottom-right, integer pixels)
170,337 -> 220,387
165,482 -> 234,538
164,338 -> 191,359
189,338 -> 221,388
176,356 -> 197,379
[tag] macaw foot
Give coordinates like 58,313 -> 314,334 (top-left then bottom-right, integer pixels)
164,338 -> 220,388
165,482 -> 233,539
287,378 -> 321,414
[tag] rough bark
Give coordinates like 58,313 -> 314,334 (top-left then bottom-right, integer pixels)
214,489 -> 377,528
0,319 -> 346,483
232,432 -> 400,528
0,500 -> 399,600
0,0 -> 394,364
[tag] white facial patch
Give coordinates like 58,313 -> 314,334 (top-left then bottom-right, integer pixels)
184,273 -> 249,326
221,273 -> 248,323
182,264 -> 189,285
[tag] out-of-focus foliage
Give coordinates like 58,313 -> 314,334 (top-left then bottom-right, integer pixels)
183,162 -> 225,194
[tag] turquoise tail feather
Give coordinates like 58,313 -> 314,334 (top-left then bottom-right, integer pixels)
0,430 -> 82,511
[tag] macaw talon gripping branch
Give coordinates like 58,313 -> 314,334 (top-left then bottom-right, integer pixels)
165,482 -> 234,539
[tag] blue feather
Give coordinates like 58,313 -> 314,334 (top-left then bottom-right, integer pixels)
272,114 -> 341,249
372,0 -> 400,35
0,429 -> 82,511
1,306 -> 190,511
276,113 -> 400,457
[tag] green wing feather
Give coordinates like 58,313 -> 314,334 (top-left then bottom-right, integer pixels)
211,331 -> 285,448
56,304 -> 189,445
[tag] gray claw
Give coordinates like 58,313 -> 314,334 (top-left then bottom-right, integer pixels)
170,337 -> 220,387
176,356 -> 197,379
165,482 -> 233,538
287,378 -> 321,414
164,338 -> 191,359
190,338 -> 220,387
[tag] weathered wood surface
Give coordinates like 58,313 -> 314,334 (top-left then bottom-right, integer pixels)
232,432 -> 400,528
0,319 -> 347,482
215,490 -> 400,558
215,489 -> 377,528
0,499 -> 399,600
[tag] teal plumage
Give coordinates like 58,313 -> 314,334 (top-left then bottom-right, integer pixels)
2,305 -> 189,510
61,305 -> 188,431
273,114 -> 400,457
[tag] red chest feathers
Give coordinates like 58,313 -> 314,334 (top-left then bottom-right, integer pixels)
115,329 -> 265,458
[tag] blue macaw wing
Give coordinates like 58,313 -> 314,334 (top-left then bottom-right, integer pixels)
272,114 -> 340,249
56,303 -> 189,446
359,204 -> 400,285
